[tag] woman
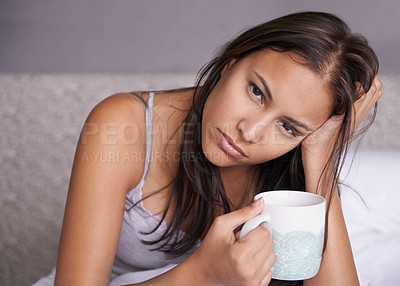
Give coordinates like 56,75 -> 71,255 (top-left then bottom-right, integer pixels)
34,11 -> 382,286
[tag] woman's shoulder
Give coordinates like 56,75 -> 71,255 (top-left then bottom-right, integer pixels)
85,91 -> 152,154
88,89 -> 193,123
82,89 -> 193,191
88,92 -> 147,122
80,92 -> 150,191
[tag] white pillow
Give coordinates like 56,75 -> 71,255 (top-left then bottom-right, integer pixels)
340,149 -> 400,286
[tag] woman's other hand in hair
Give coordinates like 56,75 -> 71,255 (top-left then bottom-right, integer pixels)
352,75 -> 383,128
301,74 -> 382,158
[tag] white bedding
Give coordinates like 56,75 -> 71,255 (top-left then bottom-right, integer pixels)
340,149 -> 400,286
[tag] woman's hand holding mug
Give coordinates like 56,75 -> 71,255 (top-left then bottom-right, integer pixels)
192,198 -> 276,286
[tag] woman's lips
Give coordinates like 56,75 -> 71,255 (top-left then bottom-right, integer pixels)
216,128 -> 248,159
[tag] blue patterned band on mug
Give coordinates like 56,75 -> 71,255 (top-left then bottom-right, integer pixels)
271,228 -> 324,280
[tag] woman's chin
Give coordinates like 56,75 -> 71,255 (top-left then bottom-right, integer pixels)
203,150 -> 249,168
203,151 -> 229,166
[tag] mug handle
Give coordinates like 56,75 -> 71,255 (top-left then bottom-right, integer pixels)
239,213 -> 271,239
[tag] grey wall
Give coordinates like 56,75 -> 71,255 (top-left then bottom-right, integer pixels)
1,0 -> 399,73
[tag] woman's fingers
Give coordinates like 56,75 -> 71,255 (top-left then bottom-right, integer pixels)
253,234 -> 275,267
353,75 -> 383,127
236,226 -> 275,285
255,245 -> 275,286
303,75 -> 383,149
366,75 -> 382,102
261,270 -> 274,286
249,229 -> 276,284
217,198 -> 264,235
196,199 -> 274,285
239,225 -> 273,255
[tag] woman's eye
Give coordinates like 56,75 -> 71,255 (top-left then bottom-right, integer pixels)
279,121 -> 297,137
250,83 -> 263,102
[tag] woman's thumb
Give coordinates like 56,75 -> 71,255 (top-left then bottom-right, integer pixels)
222,197 -> 264,232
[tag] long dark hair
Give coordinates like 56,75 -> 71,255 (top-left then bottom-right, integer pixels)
134,11 -> 379,265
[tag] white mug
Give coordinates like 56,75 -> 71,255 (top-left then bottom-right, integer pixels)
239,190 -> 326,281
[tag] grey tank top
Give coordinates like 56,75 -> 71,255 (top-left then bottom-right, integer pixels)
32,92 -> 201,286
111,92 -> 200,280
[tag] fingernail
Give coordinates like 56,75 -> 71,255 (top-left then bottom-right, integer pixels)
252,197 -> 263,207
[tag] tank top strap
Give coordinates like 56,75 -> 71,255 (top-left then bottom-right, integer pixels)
125,92 -> 154,206
143,92 -> 154,180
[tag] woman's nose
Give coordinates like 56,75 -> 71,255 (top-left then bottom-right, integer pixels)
238,117 -> 270,144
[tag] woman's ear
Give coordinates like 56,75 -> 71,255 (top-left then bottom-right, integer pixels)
221,58 -> 238,76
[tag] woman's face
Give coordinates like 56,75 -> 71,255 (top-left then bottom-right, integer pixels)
201,50 -> 334,167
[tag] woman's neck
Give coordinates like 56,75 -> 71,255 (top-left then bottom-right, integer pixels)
219,165 -> 259,209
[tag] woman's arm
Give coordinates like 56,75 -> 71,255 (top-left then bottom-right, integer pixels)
55,93 -> 147,285
301,150 -> 359,286
301,75 -> 382,285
